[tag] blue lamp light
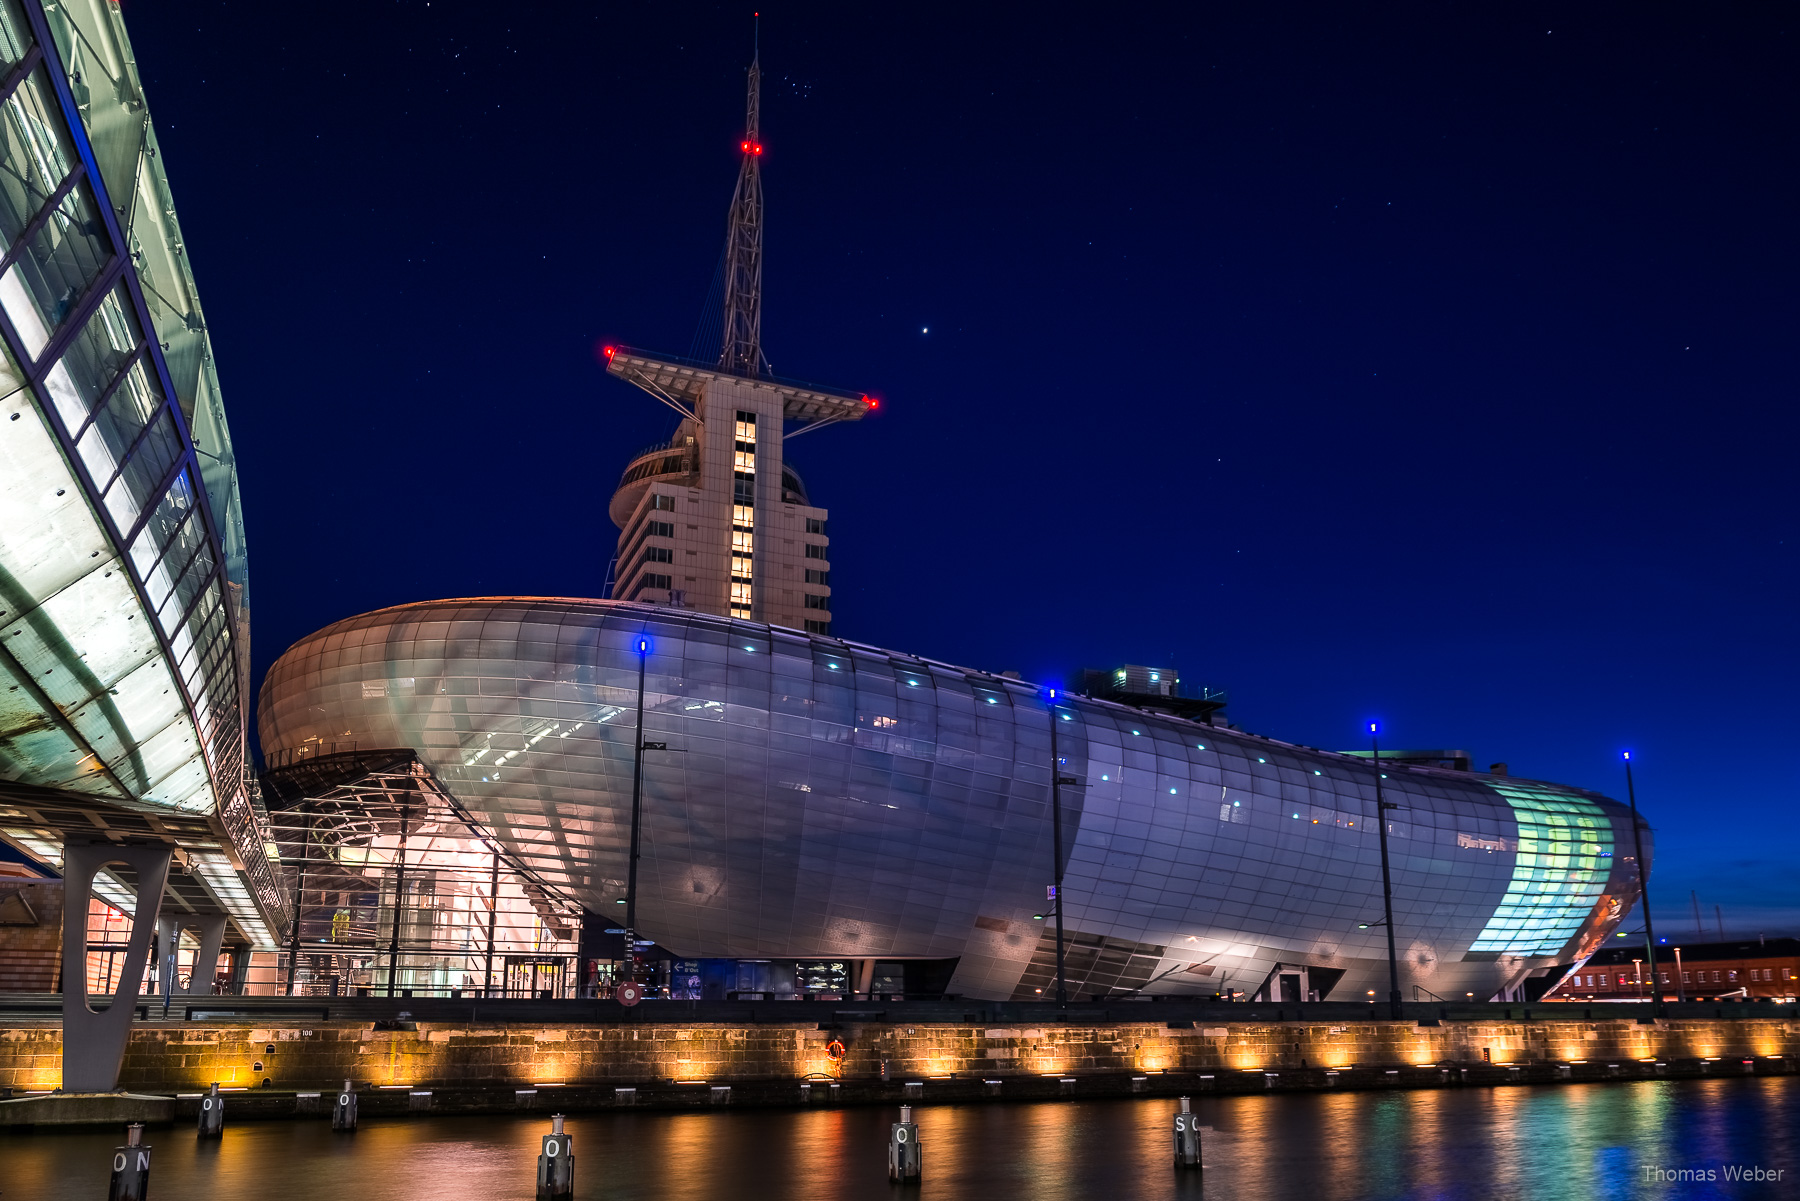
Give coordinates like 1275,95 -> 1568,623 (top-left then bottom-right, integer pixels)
1368,721 -> 1379,735
635,636 -> 651,655
1622,750 -> 1631,761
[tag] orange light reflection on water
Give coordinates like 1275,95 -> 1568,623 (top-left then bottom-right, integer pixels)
0,1078 -> 1792,1201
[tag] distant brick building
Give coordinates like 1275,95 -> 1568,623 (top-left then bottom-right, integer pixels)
1554,937 -> 1800,1002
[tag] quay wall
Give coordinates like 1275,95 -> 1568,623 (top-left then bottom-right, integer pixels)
2,1017 -> 1796,1093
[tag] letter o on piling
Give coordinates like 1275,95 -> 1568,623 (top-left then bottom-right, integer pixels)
108,1124 -> 152,1201
888,1105 -> 922,1182
198,1081 -> 225,1138
537,1114 -> 574,1201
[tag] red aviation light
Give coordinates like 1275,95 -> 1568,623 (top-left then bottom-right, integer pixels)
603,346 -> 616,359
741,140 -> 764,155
864,396 -> 880,411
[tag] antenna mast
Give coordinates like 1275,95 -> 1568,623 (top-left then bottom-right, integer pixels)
720,29 -> 766,377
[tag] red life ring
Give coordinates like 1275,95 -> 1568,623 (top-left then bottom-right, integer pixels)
826,1039 -> 847,1061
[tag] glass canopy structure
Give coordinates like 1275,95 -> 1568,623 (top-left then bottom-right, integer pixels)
0,0 -> 281,956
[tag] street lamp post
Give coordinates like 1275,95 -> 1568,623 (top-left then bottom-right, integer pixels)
1048,688 -> 1068,1007
1622,752 -> 1664,1017
623,635 -> 650,988
386,801 -> 410,998
1370,723 -> 1402,1020
482,842 -> 501,998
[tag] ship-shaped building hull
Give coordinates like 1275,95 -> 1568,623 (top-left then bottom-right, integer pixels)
259,597 -> 1644,1002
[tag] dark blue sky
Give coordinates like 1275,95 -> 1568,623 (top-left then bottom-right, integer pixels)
124,3 -> 1797,935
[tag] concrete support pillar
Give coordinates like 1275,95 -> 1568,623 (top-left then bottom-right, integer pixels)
61,842 -> 172,1093
227,945 -> 251,993
182,915 -> 227,995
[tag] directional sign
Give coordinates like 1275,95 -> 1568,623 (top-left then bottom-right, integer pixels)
640,742 -> 667,751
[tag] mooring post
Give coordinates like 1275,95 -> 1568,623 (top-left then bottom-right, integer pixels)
888,1104 -> 921,1182
1173,1096 -> 1203,1170
197,1081 -> 224,1139
536,1113 -> 574,1200
332,1079 -> 358,1132
108,1123 -> 152,1201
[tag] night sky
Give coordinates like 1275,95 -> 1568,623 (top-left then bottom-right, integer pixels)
120,3 -> 1797,935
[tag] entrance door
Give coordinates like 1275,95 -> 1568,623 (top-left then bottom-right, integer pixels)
504,958 -> 565,999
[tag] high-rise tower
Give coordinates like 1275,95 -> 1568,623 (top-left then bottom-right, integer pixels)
605,44 -> 874,633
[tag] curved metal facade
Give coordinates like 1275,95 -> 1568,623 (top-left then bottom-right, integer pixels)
259,598 -> 1645,1001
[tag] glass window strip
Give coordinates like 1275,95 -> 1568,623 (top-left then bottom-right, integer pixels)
66,331 -> 147,444
129,476 -> 198,581
156,539 -> 216,636
0,66 -> 74,233
0,35 -> 42,97
0,155 -> 80,276
97,395 -> 177,501
113,418 -> 193,550
11,179 -> 109,327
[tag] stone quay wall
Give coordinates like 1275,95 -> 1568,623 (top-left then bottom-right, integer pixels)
1,1016 -> 1795,1093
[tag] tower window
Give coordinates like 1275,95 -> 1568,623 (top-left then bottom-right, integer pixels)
650,494 -> 674,511
804,594 -> 830,611
805,569 -> 830,585
805,544 -> 828,560
805,518 -> 827,535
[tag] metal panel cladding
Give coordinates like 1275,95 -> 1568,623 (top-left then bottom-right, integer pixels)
260,598 -> 1646,1001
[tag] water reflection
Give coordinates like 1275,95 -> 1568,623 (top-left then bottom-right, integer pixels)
2,1078 -> 1791,1200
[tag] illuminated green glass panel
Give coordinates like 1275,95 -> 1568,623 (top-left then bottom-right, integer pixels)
1470,782 -> 1613,956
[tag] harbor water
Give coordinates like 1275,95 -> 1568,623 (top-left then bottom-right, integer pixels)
2,1076 -> 1793,1200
